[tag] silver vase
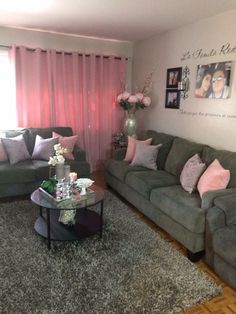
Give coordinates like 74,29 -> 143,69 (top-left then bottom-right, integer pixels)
124,112 -> 137,137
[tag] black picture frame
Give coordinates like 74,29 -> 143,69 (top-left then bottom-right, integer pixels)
165,89 -> 180,109
166,67 -> 182,88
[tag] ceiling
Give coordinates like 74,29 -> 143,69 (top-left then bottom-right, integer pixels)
0,0 -> 236,42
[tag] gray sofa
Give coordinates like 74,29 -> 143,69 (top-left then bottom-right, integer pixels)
205,193 -> 236,289
105,130 -> 236,263
0,127 -> 90,198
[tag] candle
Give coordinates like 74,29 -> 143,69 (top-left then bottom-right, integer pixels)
69,172 -> 77,182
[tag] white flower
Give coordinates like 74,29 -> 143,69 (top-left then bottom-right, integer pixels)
57,155 -> 65,163
48,144 -> 67,166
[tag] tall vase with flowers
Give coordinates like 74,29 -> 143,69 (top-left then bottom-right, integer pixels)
48,143 -> 68,182
117,72 -> 153,137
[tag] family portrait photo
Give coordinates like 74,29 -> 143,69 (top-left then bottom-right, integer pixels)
165,90 -> 180,109
195,61 -> 232,99
166,67 -> 182,88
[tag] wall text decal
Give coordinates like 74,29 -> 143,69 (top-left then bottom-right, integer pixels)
178,109 -> 236,119
181,43 -> 236,61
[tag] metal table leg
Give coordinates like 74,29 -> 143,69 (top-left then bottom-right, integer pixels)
100,200 -> 103,238
46,208 -> 51,249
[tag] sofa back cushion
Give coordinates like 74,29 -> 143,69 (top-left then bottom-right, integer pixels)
202,146 -> 236,188
27,127 -> 73,155
144,130 -> 175,170
165,137 -> 204,177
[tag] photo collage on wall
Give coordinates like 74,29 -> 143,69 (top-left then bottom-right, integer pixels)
195,61 -> 232,99
165,67 -> 182,109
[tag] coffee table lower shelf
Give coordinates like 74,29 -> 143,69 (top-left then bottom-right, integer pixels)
34,209 -> 102,248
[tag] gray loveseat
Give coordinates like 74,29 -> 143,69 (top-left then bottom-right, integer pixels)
0,127 -> 90,198
105,130 -> 236,263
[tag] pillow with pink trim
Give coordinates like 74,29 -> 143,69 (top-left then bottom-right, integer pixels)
197,159 -> 230,198
0,138 -> 8,162
124,136 -> 152,162
53,131 -> 78,160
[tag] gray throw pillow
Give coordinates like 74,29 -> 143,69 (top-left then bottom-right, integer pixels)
31,135 -> 59,160
130,143 -> 162,170
2,134 -> 31,165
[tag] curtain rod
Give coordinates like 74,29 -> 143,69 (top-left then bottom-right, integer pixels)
0,44 -> 128,60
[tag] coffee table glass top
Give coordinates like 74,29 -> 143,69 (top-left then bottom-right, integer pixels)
31,185 -> 104,210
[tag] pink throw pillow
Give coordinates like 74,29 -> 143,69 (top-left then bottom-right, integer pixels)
53,132 -> 78,160
124,136 -> 152,162
0,138 -> 8,162
197,159 -> 230,198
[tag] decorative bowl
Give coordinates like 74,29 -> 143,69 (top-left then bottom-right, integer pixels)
76,178 -> 94,195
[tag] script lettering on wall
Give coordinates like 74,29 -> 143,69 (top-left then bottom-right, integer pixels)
181,43 -> 236,61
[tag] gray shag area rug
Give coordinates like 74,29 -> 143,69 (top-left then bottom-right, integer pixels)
0,190 -> 221,314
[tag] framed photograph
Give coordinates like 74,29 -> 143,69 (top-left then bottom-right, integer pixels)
165,89 -> 180,109
166,67 -> 182,88
195,61 -> 232,99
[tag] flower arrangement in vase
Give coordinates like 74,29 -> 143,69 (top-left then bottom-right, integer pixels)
117,71 -> 153,137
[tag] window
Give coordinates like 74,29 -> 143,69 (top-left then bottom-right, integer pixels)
0,49 -> 16,129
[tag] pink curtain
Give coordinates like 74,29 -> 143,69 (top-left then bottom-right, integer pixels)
9,46 -> 127,171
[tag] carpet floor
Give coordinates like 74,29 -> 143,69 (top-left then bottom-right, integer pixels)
0,190 -> 221,314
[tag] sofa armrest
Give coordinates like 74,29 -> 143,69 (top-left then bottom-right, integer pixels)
201,187 -> 236,210
213,193 -> 236,226
73,146 -> 86,161
113,148 -> 126,160
206,206 -> 226,233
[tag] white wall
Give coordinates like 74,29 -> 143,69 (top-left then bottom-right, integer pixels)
133,8 -> 236,152
0,26 -> 133,89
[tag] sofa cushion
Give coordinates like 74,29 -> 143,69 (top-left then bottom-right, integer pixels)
0,160 -> 36,184
202,146 -> 236,188
125,170 -> 179,199
27,127 -> 73,155
150,185 -> 204,233
31,135 -> 59,161
130,143 -> 162,170
0,138 -> 8,162
105,159 -> 148,182
124,136 -> 152,162
52,131 -> 78,160
180,154 -> 206,193
145,130 -> 175,170
2,135 -> 31,165
165,137 -> 204,177
197,159 -> 230,198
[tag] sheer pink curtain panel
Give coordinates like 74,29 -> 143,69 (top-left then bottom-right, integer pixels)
9,46 -> 127,171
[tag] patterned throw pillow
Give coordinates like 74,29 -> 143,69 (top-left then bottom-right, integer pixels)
197,159 -> 230,198
180,154 -> 206,193
1,135 -> 31,165
52,131 -> 78,160
31,135 -> 59,160
124,136 -> 152,162
130,143 -> 162,170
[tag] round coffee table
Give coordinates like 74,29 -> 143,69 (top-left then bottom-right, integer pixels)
31,185 -> 104,249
